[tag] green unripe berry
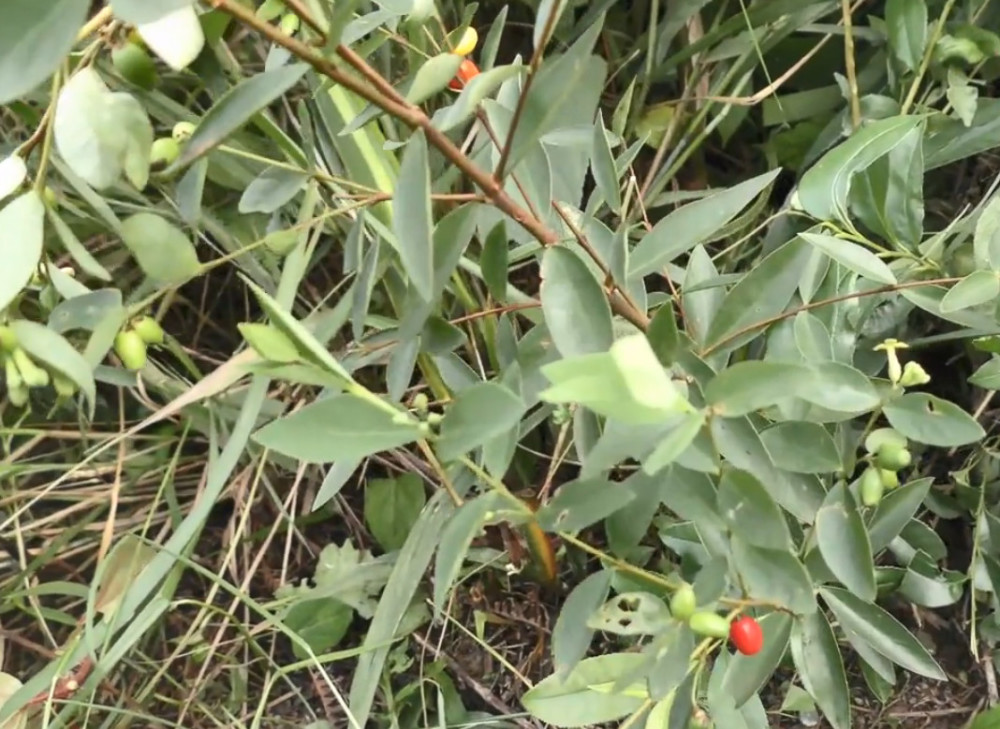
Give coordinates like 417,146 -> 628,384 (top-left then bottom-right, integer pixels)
42,186 -> 57,208
112,42 -> 159,90
875,444 -> 912,472
860,466 -> 885,507
0,326 -> 17,353
880,469 -> 899,490
11,348 -> 49,388
279,13 -> 300,34
114,330 -> 148,371
669,584 -> 696,621
150,137 -> 180,170
688,611 -> 731,639
412,392 -> 429,413
7,381 -> 28,408
172,121 -> 196,142
132,316 -> 165,345
52,372 -> 77,398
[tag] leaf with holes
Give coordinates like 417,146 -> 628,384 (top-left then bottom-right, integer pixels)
883,393 -> 984,447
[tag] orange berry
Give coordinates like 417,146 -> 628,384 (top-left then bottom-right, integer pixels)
448,58 -> 480,90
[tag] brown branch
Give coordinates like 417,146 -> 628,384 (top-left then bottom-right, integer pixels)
493,0 -> 564,180
699,276 -> 962,358
208,0 -> 651,332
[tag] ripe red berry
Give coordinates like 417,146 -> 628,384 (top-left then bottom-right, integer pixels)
448,58 -> 480,90
729,616 -> 763,656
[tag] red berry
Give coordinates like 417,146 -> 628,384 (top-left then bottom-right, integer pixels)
729,616 -> 763,656
448,58 -> 480,90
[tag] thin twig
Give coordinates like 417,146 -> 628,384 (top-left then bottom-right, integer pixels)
208,0 -> 651,333
493,0 -> 564,181
841,0 -> 861,129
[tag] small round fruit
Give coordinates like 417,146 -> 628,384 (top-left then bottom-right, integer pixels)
279,12 -> 300,34
670,584 -> 696,621
860,466 -> 885,507
729,616 -> 763,656
150,137 -> 180,169
0,326 -> 17,352
876,443 -> 912,472
114,330 -> 148,371
11,348 -> 49,388
688,611 -> 731,639
112,42 -> 159,90
880,468 -> 899,490
172,121 -> 196,142
132,316 -> 165,345
42,186 -> 57,208
448,58 -> 480,90
52,372 -> 77,398
452,26 -> 478,56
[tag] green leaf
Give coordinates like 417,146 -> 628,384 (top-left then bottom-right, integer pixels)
172,63 -> 309,168
239,167 -> 308,214
243,278 -> 351,382
364,473 -> 426,552
885,0 -> 927,71
722,612 -> 793,707
0,0 -> 88,105
970,357 -> 1000,389
704,237 -> 813,350
730,537 -> 816,615
552,570 -> 612,679
647,302 -> 680,366
284,598 -> 353,658
406,53 -> 463,105
541,246 -> 613,358
940,270 -> 1000,313
883,392 -> 985,447
540,335 -> 694,424
591,112 -> 621,213
970,706 -> 1000,729
110,0 -> 193,24
502,23 -> 606,172
481,221 -> 509,302
434,64 -> 526,132
0,191 -> 44,313
643,411 -> 706,475
798,232 -> 896,285
433,492 -> 499,612
868,478 -> 933,553
798,362 -> 881,415
393,130 -> 434,301
435,381 -> 525,461
790,611 -> 851,729
9,319 -> 96,413
760,422 -> 841,474
537,477 -> 636,533
705,361 -> 814,417
797,115 -> 923,222
816,499 -> 876,601
53,68 -> 153,190
587,591 -> 670,635
630,170 -> 781,275
119,213 -> 201,286
819,586 -> 945,679
521,653 -> 649,728
350,491 -> 456,726
253,393 -> 422,463
717,469 -> 790,551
